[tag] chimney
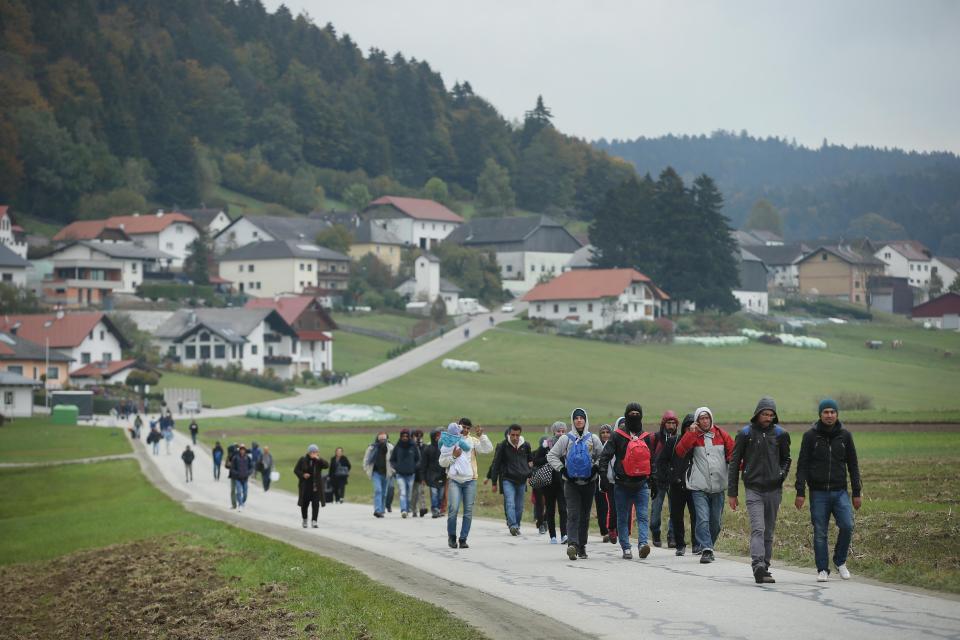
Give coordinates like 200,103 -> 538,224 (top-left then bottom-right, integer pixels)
156,210 -> 164,217
55,307 -> 65,320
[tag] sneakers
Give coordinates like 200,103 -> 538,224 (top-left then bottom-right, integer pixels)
311,521 -> 318,528
693,545 -> 703,555
700,549 -> 715,564
420,509 -> 428,518
638,544 -> 651,559
458,539 -> 469,549
509,526 -> 520,536
675,546 -> 686,556
538,523 -> 548,535
577,548 -> 588,559
386,506 -> 392,513
550,537 -> 558,544
652,535 -> 662,548
432,510 -> 441,519
567,544 -> 578,560
817,570 -> 829,582
373,512 -> 384,518
237,505 -> 244,513
302,519 -> 308,529
448,535 -> 458,549
837,564 -> 851,580
560,535 -> 568,544
401,511 -> 408,519
754,566 -> 775,584
622,549 -> 633,560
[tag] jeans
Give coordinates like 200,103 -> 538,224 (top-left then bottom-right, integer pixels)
372,471 -> 389,514
430,486 -> 442,511
397,473 -> 415,513
213,461 -> 221,480
745,487 -> 782,570
614,481 -> 650,550
691,490 -> 725,551
501,479 -> 526,529
262,469 -> 272,491
184,463 -> 192,482
234,478 -> 248,507
190,432 -> 197,445
447,479 -> 477,540
564,480 -> 595,548
810,490 -> 855,573
152,441 -> 160,455
649,482 -> 674,540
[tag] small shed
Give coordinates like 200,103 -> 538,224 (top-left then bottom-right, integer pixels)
0,371 -> 41,418
51,404 -> 79,425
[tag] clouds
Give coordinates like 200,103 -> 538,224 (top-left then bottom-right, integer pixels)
267,0 -> 960,152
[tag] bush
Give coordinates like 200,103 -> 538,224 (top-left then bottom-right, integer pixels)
826,392 -> 874,411
177,363 -> 294,393
386,341 -> 416,360
786,297 -> 873,320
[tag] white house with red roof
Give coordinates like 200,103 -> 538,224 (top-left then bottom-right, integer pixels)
0,311 -> 132,381
523,268 -> 669,330
54,211 -> 199,268
0,206 -> 28,259
362,196 -> 463,250
246,295 -> 337,374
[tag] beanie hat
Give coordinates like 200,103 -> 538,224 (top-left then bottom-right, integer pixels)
819,398 -> 839,415
399,428 -> 410,437
447,422 -> 462,436
307,444 -> 319,453
598,423 -> 612,434
624,402 -> 643,420
572,408 -> 587,421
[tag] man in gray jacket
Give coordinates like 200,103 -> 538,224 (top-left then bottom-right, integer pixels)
547,408 -> 604,561
728,397 -> 791,584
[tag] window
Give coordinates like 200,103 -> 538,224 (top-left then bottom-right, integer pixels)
239,264 -> 244,272
199,331 -> 210,341
1,273 -> 10,282
175,225 -> 183,234
47,366 -> 59,379
257,282 -> 262,290
3,392 -> 12,406
553,304 -> 559,313
885,252 -> 891,259
166,242 -> 174,250
821,253 -> 827,261
167,346 -> 176,357
102,353 -> 112,363
622,304 -> 628,312
855,294 -> 861,302
89,331 -> 94,340
252,231 -> 259,238
100,330 -> 105,340
531,265 -> 536,272
200,345 -> 211,359
239,282 -> 244,292
634,303 -> 638,312
854,281 -> 860,289
569,305 -> 577,312
231,345 -> 237,358
308,263 -> 313,271
632,286 -> 637,295
251,345 -> 258,355
588,303 -> 594,312
540,265 -> 545,272
249,264 -> 255,273
185,345 -> 196,359
536,304 -> 542,312
250,282 -> 255,290
131,262 -> 138,273
925,264 -> 929,271
300,263 -> 305,271
300,281 -> 304,289
506,265 -> 513,273
7,365 -> 23,375
81,352 -> 91,364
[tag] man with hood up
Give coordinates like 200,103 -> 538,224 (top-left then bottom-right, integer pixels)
728,397 -> 792,584
675,407 -> 735,564
547,408 -> 604,560
488,423 -> 534,536
795,398 -> 862,583
598,403 -> 656,560
419,429 -> 446,518
650,411 -> 679,548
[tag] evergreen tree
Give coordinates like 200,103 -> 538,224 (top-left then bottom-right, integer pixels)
519,95 -> 553,148
689,174 -> 740,312
184,228 -> 210,285
475,158 -> 515,216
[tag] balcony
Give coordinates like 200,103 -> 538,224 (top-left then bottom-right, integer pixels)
264,354 -> 292,365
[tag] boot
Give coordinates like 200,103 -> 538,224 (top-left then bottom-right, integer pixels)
652,533 -> 662,548
667,531 -> 676,549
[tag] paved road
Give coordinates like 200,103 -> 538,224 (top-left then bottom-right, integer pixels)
198,305 -> 525,419
137,427 -> 960,640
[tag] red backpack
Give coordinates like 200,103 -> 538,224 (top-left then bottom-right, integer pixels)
614,429 -> 652,477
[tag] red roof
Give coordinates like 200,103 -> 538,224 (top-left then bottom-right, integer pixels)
911,292 -> 960,318
0,312 -> 128,349
69,359 -> 137,379
522,268 -> 669,302
53,212 -> 195,241
367,196 -> 464,223
245,296 -> 314,325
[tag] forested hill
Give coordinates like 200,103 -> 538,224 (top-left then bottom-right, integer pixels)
596,133 -> 960,255
0,0 -> 632,223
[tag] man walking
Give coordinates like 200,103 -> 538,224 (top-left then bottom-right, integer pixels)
728,397 -> 792,584
363,432 -> 394,518
188,419 -> 199,445
389,429 -> 421,518
181,445 -> 195,483
650,411 -> 679,548
410,430 -> 429,517
229,443 -> 254,512
795,399 -> 862,582
439,420 -> 493,548
548,408 -> 604,560
420,429 -> 446,518
675,407 -> 734,564
260,446 -> 274,491
598,403 -> 655,560
489,424 -> 534,536
212,441 -> 224,481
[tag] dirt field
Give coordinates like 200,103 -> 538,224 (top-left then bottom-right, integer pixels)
0,536 -> 303,640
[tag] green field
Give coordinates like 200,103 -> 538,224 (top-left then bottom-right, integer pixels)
0,418 -> 131,463
332,312 -> 422,339
155,371 -> 293,408
0,459 -> 485,638
205,184 -> 348,218
332,330 -> 394,375
331,320 -> 960,425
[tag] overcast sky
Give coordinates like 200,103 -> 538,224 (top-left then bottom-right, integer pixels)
265,0 -> 960,153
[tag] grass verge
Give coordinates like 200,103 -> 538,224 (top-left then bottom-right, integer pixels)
155,371 -> 292,409
0,418 -> 131,463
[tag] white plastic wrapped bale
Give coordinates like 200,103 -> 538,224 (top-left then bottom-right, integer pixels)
442,358 -> 480,372
280,403 -> 398,422
777,334 -> 827,349
674,336 -> 749,347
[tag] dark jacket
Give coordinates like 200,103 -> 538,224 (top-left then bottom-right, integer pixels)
489,436 -> 533,485
329,455 -> 351,483
212,444 -> 224,464
295,455 -> 329,506
229,452 -> 253,480
146,429 -> 162,444
189,421 -> 198,435
532,439 -> 563,488
728,424 -> 791,496
181,449 -> 195,465
597,428 -> 654,487
795,420 -> 861,497
390,440 -> 421,476
420,431 -> 446,488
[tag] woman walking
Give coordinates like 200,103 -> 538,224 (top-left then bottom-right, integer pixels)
260,446 -> 274,491
328,447 -> 351,503
294,444 -> 329,528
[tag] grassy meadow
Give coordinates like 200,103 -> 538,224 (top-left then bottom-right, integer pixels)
0,418 -> 131,463
331,312 -> 422,339
330,330 -> 395,375
154,371 -> 293,408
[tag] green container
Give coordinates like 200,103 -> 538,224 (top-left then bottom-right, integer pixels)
52,404 -> 79,425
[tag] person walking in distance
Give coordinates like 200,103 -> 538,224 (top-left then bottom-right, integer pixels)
538,423 -> 569,544
421,429 -> 447,518
147,426 -> 162,456
133,414 -> 143,439
594,424 -> 616,543
260,446 -> 274,492
363,432 -> 394,518
329,447 -> 352,504
728,397 -> 792,584
188,419 -> 199,445
795,399 -> 862,582
439,420 -> 494,548
181,445 -> 195,483
225,442 -> 238,508
675,407 -> 735,564
488,424 -> 534,536
410,430 -> 429,517
389,429 -> 422,518
212,441 -> 224,481
659,414 -> 698,556
599,403 -> 656,560
229,444 -> 254,512
295,444 -> 329,528
548,408 -> 604,560
650,412 -> 679,548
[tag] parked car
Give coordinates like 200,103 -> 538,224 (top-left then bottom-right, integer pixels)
501,303 -> 515,313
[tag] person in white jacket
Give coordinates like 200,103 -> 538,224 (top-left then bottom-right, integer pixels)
439,418 -> 493,549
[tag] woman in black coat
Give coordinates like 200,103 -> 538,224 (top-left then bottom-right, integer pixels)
328,447 -> 351,504
294,444 -> 329,528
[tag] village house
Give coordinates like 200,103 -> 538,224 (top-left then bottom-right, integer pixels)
361,196 -> 463,250
218,240 -> 350,300
873,240 -> 958,296
154,308 -> 299,379
0,311 -> 131,379
911,292 -> 960,330
445,215 -> 582,296
737,243 -> 808,291
0,331 -> 73,389
796,244 -> 885,307
0,371 -> 41,418
395,253 -> 462,316
0,206 -> 28,259
349,220 -> 405,274
523,268 -> 669,331
43,241 -> 174,299
181,208 -> 233,237
53,211 -> 199,268
733,248 -> 770,314
245,295 -> 337,374
212,215 -> 330,254
0,243 -> 29,287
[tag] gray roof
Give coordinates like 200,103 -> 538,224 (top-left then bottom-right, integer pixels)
798,244 -> 885,267
75,240 -> 174,261
445,216 -> 582,253
440,278 -> 462,293
737,249 -> 770,292
938,256 -> 960,272
181,208 -> 229,228
742,243 -> 808,267
421,253 -> 441,263
229,215 -> 330,243
0,371 -> 40,387
0,243 -> 28,268
154,308 -> 294,343
352,221 -> 404,245
0,332 -> 73,362
566,244 -> 596,269
734,229 -> 785,247
219,240 -> 349,262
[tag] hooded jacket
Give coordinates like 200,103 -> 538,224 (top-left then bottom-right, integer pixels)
546,408 -> 604,483
489,433 -> 533,485
390,437 -> 421,476
675,407 -> 735,493
362,439 -> 395,478
420,429 -> 447,488
294,454 -> 329,505
212,443 -> 224,464
795,419 -> 861,497
597,408 -> 654,488
651,411 -> 680,485
727,397 -> 792,496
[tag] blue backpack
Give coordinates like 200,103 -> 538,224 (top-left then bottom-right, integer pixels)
566,433 -> 593,479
